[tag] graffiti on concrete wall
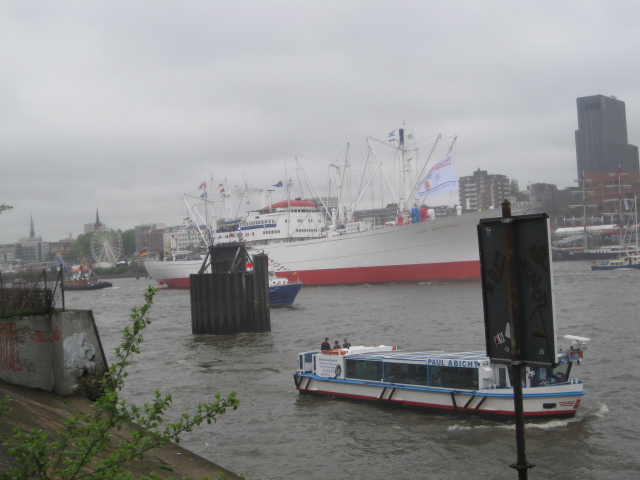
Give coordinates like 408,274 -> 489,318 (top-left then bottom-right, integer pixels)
63,332 -> 96,371
0,322 -> 22,371
0,322 -> 48,373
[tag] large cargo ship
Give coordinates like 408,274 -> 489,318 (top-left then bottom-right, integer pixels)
145,128 -> 502,287
145,206 -> 488,287
255,207 -> 486,286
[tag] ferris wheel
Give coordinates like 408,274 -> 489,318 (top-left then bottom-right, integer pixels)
90,228 -> 123,265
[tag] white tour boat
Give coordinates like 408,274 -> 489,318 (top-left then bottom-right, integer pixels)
294,336 -> 589,419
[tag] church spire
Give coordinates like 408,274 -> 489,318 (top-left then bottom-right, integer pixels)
30,213 -> 35,238
95,209 -> 101,231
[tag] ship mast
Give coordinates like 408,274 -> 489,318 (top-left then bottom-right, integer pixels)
635,194 -> 639,252
569,173 -> 595,250
334,143 -> 349,225
606,168 -> 630,251
221,178 -> 231,220
398,128 -> 412,214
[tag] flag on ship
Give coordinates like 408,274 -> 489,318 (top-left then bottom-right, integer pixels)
273,180 -> 283,187
183,217 -> 198,229
416,154 -> 458,198
139,250 -> 148,256
200,192 -> 208,198
199,182 -> 206,189
402,129 -> 415,142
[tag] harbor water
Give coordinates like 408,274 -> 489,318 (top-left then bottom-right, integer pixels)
64,261 -> 639,480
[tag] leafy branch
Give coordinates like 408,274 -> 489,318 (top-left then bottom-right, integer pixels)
0,286 -> 240,479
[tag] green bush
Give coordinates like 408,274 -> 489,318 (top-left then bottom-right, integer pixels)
0,286 -> 240,479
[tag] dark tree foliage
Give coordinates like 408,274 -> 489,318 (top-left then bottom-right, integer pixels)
66,232 -> 92,263
120,229 -> 136,256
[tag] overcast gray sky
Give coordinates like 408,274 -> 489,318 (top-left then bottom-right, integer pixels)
2,1 -> 639,243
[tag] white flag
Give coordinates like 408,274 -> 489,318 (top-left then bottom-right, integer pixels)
417,154 -> 458,198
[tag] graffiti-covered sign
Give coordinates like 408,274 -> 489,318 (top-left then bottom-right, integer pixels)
477,213 -> 556,367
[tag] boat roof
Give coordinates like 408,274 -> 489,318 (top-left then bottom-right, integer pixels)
343,350 -> 489,363
263,200 -> 316,209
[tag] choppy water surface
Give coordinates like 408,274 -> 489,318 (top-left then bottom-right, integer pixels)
65,261 -> 640,479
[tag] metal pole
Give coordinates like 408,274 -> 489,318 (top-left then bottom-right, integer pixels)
60,265 -> 65,311
501,200 -> 533,479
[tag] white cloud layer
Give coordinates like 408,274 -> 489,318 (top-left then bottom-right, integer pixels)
2,1 -> 639,242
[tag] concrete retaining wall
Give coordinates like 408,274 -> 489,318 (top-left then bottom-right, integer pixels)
0,310 -> 108,396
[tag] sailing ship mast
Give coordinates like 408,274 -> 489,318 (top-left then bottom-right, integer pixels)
568,174 -> 596,250
399,128 -> 412,215
605,169 -> 630,252
634,194 -> 638,253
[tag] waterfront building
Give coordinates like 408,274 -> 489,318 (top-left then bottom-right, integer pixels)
12,215 -> 50,264
161,225 -> 204,257
575,95 -> 639,180
147,228 -> 166,256
0,245 -> 17,271
15,236 -> 49,264
134,223 -> 167,253
530,183 -> 559,214
458,169 -> 510,213
584,169 -> 640,217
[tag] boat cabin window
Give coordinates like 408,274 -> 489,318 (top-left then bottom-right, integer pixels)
429,366 -> 478,390
507,366 -> 528,387
529,362 -> 572,387
384,362 -> 426,385
497,365 -> 508,387
345,359 -> 383,382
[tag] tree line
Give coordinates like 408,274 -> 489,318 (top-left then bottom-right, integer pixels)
55,229 -> 136,264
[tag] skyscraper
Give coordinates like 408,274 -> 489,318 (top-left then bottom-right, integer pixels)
575,94 -> 639,179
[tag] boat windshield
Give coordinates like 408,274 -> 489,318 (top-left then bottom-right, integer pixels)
529,363 -> 572,387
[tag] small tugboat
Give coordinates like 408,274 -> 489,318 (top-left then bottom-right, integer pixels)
64,265 -> 113,291
268,271 -> 302,306
294,336 -> 589,419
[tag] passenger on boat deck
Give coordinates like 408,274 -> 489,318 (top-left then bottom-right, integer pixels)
333,340 -> 341,350
343,338 -> 351,349
321,337 -> 331,351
